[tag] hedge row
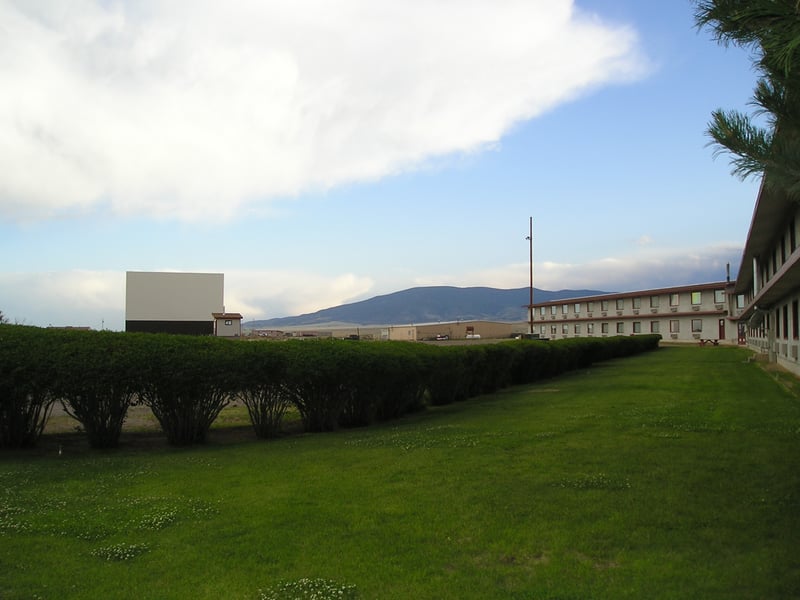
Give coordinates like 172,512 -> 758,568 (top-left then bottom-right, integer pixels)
0,325 -> 660,449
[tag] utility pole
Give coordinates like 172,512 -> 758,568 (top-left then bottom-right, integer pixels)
526,217 -> 534,334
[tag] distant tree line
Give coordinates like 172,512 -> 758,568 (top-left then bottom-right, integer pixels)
0,324 -> 660,450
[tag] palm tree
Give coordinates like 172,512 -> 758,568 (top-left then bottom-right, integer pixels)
694,0 -> 800,197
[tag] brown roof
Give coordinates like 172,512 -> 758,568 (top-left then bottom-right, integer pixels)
531,281 -> 730,308
212,312 -> 243,320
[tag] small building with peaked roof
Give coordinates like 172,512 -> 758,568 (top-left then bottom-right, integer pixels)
213,312 -> 243,337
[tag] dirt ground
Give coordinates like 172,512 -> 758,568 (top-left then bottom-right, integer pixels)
35,402 -> 276,456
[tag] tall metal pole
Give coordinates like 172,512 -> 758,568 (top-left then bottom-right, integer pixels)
528,217 -> 534,334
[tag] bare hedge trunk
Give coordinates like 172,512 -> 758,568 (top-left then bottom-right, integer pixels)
237,384 -> 291,438
0,388 -> 54,448
60,389 -> 135,449
142,385 -> 230,445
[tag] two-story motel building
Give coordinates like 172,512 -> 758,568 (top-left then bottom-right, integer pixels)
733,181 -> 800,376
528,175 -> 800,377
530,280 -> 744,345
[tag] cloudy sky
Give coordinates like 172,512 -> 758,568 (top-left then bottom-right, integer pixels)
1,0 -> 761,330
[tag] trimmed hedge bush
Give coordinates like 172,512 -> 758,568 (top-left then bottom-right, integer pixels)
338,341 -> 428,427
0,326 -> 57,448
0,323 -> 661,448
282,340 -> 355,432
229,341 -> 292,439
52,329 -> 143,449
136,334 -> 236,446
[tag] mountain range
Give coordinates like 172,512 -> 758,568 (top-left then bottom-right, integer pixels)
245,286 -> 609,329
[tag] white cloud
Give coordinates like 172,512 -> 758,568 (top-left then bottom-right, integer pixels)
0,0 -> 646,221
1,245 -> 743,330
0,268 -> 374,330
224,269 -> 374,319
0,270 -> 124,328
413,244 -> 743,292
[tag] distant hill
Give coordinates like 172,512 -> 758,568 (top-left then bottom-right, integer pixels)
245,286 -> 609,328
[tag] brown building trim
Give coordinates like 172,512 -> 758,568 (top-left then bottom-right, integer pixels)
534,309 -> 726,325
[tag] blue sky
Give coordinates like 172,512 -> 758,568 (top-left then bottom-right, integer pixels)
0,0 -> 762,330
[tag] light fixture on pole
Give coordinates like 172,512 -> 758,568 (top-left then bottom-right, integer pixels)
526,217 -> 533,334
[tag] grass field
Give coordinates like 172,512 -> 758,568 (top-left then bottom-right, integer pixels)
1,345 -> 799,599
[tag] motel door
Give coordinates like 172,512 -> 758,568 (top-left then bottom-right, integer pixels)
718,319 -> 725,341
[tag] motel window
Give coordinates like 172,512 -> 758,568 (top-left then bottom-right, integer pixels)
714,290 -> 725,304
551,305 -> 557,315
650,296 -> 659,308
616,298 -> 625,310
601,323 -> 609,334
574,324 -> 581,334
587,323 -> 594,334
587,301 -> 594,311
574,303 -> 581,314
540,307 -> 546,316
632,297 -> 641,309
670,293 -> 679,306
650,321 -> 660,334
736,294 -> 745,309
562,324 -> 569,334
540,325 -> 546,336
691,319 -> 703,333
691,291 -> 702,305
633,322 -> 642,333
562,304 -> 569,314
616,322 -> 624,334
551,325 -> 557,336
601,300 -> 609,311
670,320 -> 680,333
224,319 -> 232,326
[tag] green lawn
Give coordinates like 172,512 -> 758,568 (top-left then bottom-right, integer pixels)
2,345 -> 799,599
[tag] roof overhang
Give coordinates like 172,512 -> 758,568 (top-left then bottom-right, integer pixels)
734,179 -> 796,295
738,247 -> 800,320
